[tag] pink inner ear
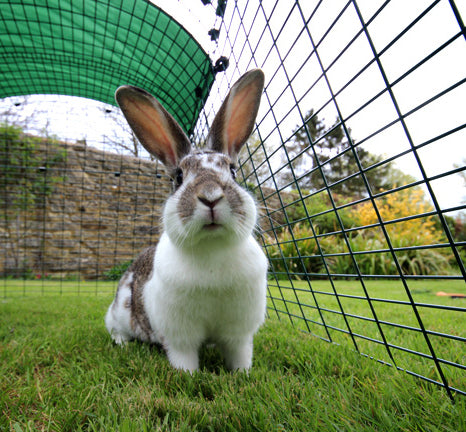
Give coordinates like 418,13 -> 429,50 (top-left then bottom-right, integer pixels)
226,89 -> 256,154
144,112 -> 177,166
126,97 -> 177,166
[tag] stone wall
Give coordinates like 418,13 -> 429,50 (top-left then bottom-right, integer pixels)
0,136 -> 295,280
0,139 -> 172,279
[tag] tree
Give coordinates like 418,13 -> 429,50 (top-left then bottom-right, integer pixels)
238,133 -> 274,188
0,95 -> 151,159
283,109 -> 403,198
454,158 -> 466,203
0,95 -> 29,122
100,105 -> 155,159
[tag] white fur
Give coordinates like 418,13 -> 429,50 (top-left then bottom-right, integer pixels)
147,232 -> 267,372
105,274 -> 134,344
106,276 -> 163,346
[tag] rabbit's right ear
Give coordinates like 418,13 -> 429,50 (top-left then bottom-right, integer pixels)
207,69 -> 264,159
115,86 -> 191,170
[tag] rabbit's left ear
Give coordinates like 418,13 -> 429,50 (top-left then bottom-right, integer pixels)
207,69 -> 264,159
115,86 -> 192,170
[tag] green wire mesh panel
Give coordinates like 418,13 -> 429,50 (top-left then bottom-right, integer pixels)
193,0 -> 466,399
0,0 -> 464,402
0,0 -> 215,134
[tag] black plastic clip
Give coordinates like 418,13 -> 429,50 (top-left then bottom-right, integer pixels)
216,0 -> 227,17
213,56 -> 229,73
208,28 -> 220,41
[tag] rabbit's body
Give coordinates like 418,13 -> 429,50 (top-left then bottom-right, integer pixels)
105,70 -> 267,372
106,230 -> 267,371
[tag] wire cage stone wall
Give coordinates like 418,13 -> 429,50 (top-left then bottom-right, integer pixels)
0,136 -> 171,280
0,0 -> 465,399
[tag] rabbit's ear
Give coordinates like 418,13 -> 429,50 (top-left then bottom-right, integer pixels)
207,69 -> 264,159
115,86 -> 191,169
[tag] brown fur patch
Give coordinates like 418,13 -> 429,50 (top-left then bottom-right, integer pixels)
177,181 -> 197,221
179,156 -> 201,172
127,246 -> 156,338
179,151 -> 230,173
225,181 -> 244,215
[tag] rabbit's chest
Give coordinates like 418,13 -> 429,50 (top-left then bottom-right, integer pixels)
156,281 -> 264,340
159,270 -> 261,317
147,233 -> 267,335
154,234 -> 266,289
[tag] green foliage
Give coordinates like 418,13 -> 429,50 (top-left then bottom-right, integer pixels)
286,190 -> 355,234
0,124 -> 65,213
266,224 -> 322,278
449,212 -> 466,268
103,260 -> 133,281
266,186 -> 457,278
319,234 -> 454,277
2,264 -> 36,280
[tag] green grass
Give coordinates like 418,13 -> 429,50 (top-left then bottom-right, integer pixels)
0,281 -> 465,431
267,279 -> 466,394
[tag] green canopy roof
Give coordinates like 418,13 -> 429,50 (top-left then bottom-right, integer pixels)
0,0 -> 215,134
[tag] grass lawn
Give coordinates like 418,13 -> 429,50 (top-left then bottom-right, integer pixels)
267,279 -> 466,392
0,280 -> 465,431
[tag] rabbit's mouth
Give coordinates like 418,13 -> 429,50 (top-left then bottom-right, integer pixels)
203,222 -> 222,231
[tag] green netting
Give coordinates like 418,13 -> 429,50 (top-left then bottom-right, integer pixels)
0,0 -> 215,134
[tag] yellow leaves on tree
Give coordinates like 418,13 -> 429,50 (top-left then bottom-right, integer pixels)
352,187 -> 446,248
348,186 -> 454,275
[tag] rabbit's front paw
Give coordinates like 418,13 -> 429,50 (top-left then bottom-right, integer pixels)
166,346 -> 199,373
222,337 -> 253,371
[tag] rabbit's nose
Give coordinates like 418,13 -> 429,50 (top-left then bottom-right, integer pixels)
198,195 -> 223,209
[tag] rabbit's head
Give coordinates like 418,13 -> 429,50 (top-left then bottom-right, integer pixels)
115,70 -> 265,248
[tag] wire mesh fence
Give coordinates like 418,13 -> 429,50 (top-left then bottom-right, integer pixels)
0,0 -> 465,399
192,0 -> 466,400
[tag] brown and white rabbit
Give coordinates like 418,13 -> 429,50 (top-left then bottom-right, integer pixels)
105,69 -> 267,372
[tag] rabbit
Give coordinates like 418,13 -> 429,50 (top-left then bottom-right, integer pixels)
105,69 -> 268,373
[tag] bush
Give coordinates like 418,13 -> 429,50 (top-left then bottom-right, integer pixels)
264,186 -> 456,278
265,224 -> 323,279
0,124 -> 66,210
348,187 -> 454,276
317,232 -> 454,277
286,191 -> 355,234
102,260 -> 133,281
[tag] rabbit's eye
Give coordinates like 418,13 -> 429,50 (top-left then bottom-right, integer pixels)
230,166 -> 237,180
175,169 -> 183,187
